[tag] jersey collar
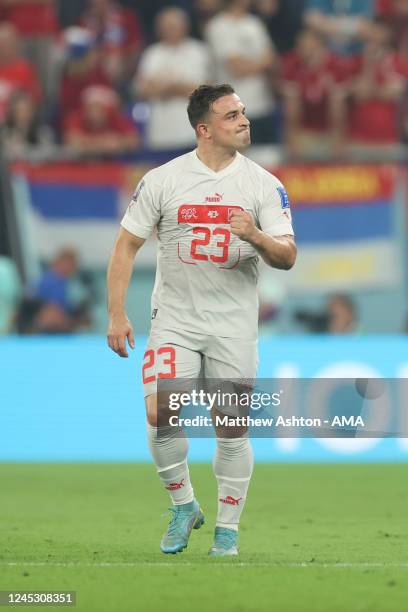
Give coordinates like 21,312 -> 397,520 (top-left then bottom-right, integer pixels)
192,149 -> 242,178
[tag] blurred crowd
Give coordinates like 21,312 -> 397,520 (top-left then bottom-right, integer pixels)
1,247 -> 96,335
0,0 -> 407,161
0,244 -> 360,336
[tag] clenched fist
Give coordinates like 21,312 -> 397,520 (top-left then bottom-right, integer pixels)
229,209 -> 258,243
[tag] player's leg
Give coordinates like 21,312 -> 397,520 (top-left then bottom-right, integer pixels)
204,336 -> 258,555
146,391 -> 194,506
143,328 -> 204,553
146,392 -> 204,554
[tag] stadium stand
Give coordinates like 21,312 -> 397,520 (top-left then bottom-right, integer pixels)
0,0 -> 407,335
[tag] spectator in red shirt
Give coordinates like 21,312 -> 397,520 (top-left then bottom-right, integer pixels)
0,0 -> 57,36
0,23 -> 41,122
79,0 -> 143,88
280,28 -> 348,159
59,27 -> 111,127
376,0 -> 393,16
347,22 -> 405,145
63,85 -> 140,158
0,0 -> 58,100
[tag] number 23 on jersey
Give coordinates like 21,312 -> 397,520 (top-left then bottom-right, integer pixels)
177,204 -> 242,268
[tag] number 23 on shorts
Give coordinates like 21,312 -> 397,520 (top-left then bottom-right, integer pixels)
142,347 -> 176,383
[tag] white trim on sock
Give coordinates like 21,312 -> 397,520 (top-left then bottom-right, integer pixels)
216,523 -> 238,532
213,474 -> 252,482
173,492 -> 194,506
156,460 -> 187,473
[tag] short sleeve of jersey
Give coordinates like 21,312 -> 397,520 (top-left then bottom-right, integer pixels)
121,173 -> 161,239
258,173 -> 294,237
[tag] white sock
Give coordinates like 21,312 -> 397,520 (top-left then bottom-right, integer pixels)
147,423 -> 194,505
213,437 -> 254,531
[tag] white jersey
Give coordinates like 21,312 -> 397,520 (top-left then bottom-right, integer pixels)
121,150 -> 293,339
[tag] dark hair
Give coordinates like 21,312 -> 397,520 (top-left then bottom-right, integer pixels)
222,0 -> 242,8
5,89 -> 40,145
187,84 -> 235,130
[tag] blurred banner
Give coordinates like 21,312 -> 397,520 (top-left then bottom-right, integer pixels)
1,336 -> 408,462
11,162 -> 136,268
275,164 -> 401,291
11,161 -> 403,289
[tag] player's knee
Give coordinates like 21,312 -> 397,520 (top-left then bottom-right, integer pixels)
145,394 -> 158,426
145,394 -> 173,427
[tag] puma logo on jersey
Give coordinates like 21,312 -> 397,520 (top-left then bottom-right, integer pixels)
205,193 -> 223,202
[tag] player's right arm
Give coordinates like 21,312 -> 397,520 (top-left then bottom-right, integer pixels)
107,170 -> 161,357
107,228 -> 145,358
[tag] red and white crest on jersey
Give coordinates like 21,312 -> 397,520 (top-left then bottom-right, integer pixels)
178,204 -> 243,224
179,207 -> 198,222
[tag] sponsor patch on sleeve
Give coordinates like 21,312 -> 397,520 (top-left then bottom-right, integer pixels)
131,179 -> 145,204
277,186 -> 290,209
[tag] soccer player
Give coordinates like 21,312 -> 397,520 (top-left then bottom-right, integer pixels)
107,84 -> 296,556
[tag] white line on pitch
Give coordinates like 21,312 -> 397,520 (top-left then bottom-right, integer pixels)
2,562 -> 408,569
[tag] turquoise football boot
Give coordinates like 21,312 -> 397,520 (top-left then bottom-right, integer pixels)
208,527 -> 238,557
160,499 -> 205,554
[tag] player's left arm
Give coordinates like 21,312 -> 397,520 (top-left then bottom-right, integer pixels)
230,210 -> 296,270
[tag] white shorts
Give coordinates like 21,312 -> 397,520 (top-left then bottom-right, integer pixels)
142,327 -> 258,398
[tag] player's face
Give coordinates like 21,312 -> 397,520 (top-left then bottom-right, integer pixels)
207,94 -> 251,151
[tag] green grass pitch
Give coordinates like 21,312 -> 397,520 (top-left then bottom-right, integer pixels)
1,463 -> 407,612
